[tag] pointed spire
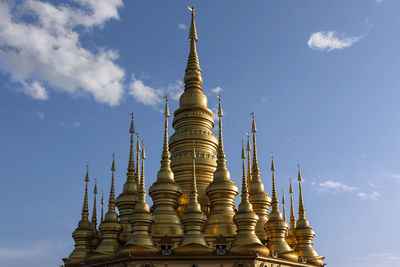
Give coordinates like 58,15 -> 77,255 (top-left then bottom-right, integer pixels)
294,164 -> 324,265
246,132 -> 252,191
204,95 -> 238,236
282,190 -> 286,223
287,178 -> 297,249
149,95 -> 183,237
231,140 -> 269,256
174,141 -> 212,254
121,140 -> 159,256
91,178 -> 98,229
297,164 -> 306,219
100,190 -> 104,223
65,166 -> 93,262
135,133 -> 141,188
265,155 -> 298,261
90,154 -> 121,260
183,6 -> 203,94
248,112 -> 271,242
116,113 -> 139,243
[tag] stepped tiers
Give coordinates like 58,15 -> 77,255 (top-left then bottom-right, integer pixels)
62,7 -> 324,267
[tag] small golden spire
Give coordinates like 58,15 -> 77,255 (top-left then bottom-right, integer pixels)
294,164 -> 324,266
149,95 -> 183,237
90,154 -> 122,260
248,112 -> 271,242
65,166 -> 94,263
116,114 -> 139,243
246,132 -> 252,191
287,178 -> 297,249
204,95 -> 238,236
282,190 -> 286,223
231,140 -> 269,256
121,140 -> 159,256
135,133 -> 141,188
100,190 -> 104,223
174,141 -> 212,254
265,155 -> 298,261
91,178 -> 101,250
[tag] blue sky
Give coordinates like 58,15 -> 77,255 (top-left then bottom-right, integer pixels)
0,0 -> 399,266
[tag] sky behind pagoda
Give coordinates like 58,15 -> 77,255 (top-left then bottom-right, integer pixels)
0,0 -> 399,266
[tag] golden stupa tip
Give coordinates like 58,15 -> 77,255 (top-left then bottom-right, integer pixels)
246,132 -> 251,151
163,95 -> 170,117
282,189 -> 286,205
271,153 -> 276,172
289,177 -> 293,194
85,165 -> 89,183
241,139 -> 246,159
188,6 -> 197,42
101,189 -> 104,205
217,94 -> 223,117
250,112 -> 257,133
297,164 -> 302,182
111,153 -> 116,172
129,112 -> 135,134
94,178 -> 97,195
136,133 -> 141,151
141,140 -> 146,159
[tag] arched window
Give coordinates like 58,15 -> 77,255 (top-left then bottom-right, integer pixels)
190,264 -> 198,267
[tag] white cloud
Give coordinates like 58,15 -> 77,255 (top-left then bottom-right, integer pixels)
376,0 -> 385,3
129,74 -> 162,106
307,31 -> 362,52
312,180 -> 380,200
356,252 -> 400,261
167,80 -> 184,101
385,172 -> 400,184
211,86 -> 223,94
0,0 -> 125,106
178,23 -> 187,29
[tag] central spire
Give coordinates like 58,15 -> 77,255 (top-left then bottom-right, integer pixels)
170,7 -> 218,213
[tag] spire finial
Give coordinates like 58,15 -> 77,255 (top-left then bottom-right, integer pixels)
128,112 -> 136,176
217,94 -> 223,117
140,140 -> 146,201
282,189 -> 287,222
163,95 -> 170,117
241,139 -> 248,199
109,154 -> 116,210
82,165 -> 89,220
289,177 -> 296,227
271,153 -> 278,210
246,132 -> 252,190
91,178 -> 98,229
101,189 -> 104,223
160,95 -> 171,165
135,133 -> 141,187
188,6 -> 198,42
297,164 -> 306,219
250,112 -> 260,179
216,94 -> 227,167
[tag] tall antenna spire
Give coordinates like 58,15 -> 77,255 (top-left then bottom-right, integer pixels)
294,164 -> 325,266
248,112 -> 271,242
116,113 -> 139,243
174,141 -> 212,254
265,155 -> 298,261
149,95 -> 183,237
287,178 -> 297,249
89,154 -> 122,261
231,140 -> 269,256
204,95 -> 238,236
140,140 -> 146,201
246,132 -> 252,191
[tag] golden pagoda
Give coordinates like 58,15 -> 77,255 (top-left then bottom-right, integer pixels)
63,7 -> 325,267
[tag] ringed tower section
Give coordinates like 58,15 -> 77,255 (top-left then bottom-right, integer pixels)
170,7 -> 218,210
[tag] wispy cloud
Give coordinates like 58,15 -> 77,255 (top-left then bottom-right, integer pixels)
307,31 -> 363,52
312,180 -> 380,200
167,80 -> 184,101
385,172 -> 400,184
376,0 -> 385,3
129,74 -> 162,107
60,121 -> 81,127
0,0 -> 125,105
178,23 -> 187,30
211,86 -> 223,94
356,252 -> 400,261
